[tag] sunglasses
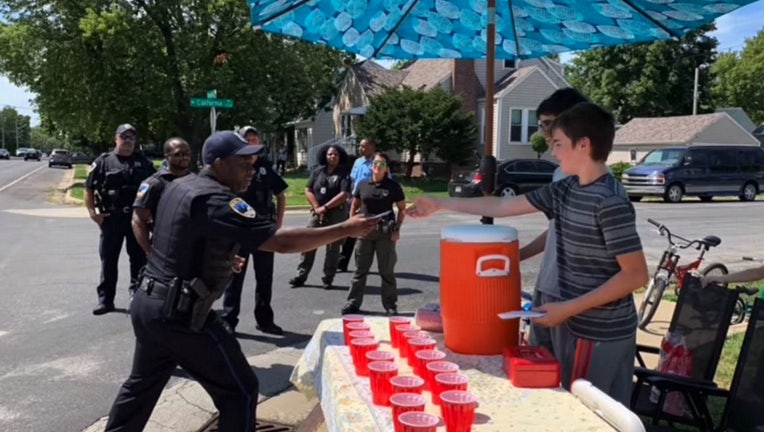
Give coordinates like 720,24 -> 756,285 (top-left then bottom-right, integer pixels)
372,161 -> 388,168
168,151 -> 190,158
119,134 -> 137,141
538,120 -> 553,132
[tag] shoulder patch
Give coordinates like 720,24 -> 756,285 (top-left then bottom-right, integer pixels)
229,197 -> 257,219
259,167 -> 267,176
88,161 -> 97,172
136,183 -> 150,199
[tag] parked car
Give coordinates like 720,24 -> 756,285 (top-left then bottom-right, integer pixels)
24,149 -> 41,161
448,158 -> 558,198
16,147 -> 30,157
0,148 -> 10,159
49,149 -> 73,168
71,152 -> 95,164
621,145 -> 764,203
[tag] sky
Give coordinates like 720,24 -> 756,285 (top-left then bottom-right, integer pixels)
1,1 -> 763,127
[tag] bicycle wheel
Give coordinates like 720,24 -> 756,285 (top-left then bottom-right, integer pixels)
638,276 -> 668,329
701,263 -> 729,287
731,298 -> 746,325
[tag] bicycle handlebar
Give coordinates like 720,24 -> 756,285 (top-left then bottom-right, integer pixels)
647,218 -> 697,248
734,285 -> 760,296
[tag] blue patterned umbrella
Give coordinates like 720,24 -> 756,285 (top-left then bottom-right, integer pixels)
248,0 -> 755,60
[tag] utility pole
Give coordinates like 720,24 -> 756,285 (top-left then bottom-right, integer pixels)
692,66 -> 699,116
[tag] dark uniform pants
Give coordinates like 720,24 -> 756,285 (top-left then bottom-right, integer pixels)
97,213 -> 147,306
222,247 -> 276,329
295,208 -> 348,282
346,229 -> 398,309
338,205 -> 356,270
106,289 -> 259,432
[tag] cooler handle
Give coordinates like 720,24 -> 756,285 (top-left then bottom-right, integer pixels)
475,254 -> 510,277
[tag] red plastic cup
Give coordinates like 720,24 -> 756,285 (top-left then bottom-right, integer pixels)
407,337 -> 437,368
414,349 -> 446,382
394,324 -> 419,354
366,350 -> 395,364
348,330 -> 375,340
390,375 -> 425,395
350,338 -> 379,376
402,331 -> 429,360
433,373 -> 469,405
425,361 -> 459,397
389,317 -> 410,347
344,321 -> 370,345
398,411 -> 440,432
439,390 -> 477,432
390,393 -> 426,432
368,361 -> 399,406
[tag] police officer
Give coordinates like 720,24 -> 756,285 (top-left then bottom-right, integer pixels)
342,152 -> 406,316
337,138 -> 377,272
221,126 -> 288,335
289,144 -> 351,290
104,131 -> 376,432
86,124 -> 155,315
132,137 -> 192,255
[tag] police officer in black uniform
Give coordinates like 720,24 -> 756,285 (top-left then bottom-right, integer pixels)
289,144 -> 351,290
342,152 -> 406,316
104,131 -> 376,432
86,124 -> 155,315
221,126 -> 289,335
132,137 -> 192,255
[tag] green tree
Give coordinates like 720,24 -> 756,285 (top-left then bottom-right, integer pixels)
530,132 -> 548,158
357,86 -> 477,177
0,107 -> 30,152
0,0 -> 345,156
565,26 -> 718,124
711,29 -> 764,124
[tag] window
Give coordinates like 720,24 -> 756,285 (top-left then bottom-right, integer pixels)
708,150 -> 737,173
504,59 -> 516,69
536,160 -> 557,173
739,149 -> 764,172
630,149 -> 637,162
508,108 -> 537,144
510,110 -> 522,142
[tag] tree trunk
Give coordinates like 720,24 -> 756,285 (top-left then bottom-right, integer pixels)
405,150 -> 416,178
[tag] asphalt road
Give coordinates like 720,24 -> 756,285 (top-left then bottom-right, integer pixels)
1,158 -> 764,431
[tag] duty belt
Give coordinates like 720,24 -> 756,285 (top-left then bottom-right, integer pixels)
139,278 -> 171,298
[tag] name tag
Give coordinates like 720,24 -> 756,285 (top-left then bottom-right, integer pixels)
320,187 -> 326,194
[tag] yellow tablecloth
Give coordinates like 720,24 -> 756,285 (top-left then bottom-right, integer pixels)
290,317 -> 616,431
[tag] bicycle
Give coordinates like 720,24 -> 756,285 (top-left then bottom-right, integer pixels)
637,218 -> 728,329
729,257 -> 763,324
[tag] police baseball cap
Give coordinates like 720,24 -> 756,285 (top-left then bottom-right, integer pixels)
202,131 -> 264,165
116,124 -> 137,136
238,126 -> 259,137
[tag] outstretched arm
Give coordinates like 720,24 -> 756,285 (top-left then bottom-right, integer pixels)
519,230 -> 548,261
406,195 -> 538,219
259,215 -> 377,253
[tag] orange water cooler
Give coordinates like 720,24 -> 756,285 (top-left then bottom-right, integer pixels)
440,225 -> 521,355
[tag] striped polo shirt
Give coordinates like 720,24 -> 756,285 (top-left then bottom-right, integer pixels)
526,173 -> 643,341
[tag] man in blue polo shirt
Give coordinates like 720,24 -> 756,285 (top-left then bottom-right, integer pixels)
337,138 -> 376,272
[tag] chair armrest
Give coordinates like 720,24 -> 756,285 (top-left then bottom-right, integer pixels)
646,375 -> 725,397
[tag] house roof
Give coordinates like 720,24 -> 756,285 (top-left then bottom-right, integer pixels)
400,59 -> 453,90
494,66 -> 538,96
715,107 -> 757,132
615,113 -> 726,146
352,60 -> 404,97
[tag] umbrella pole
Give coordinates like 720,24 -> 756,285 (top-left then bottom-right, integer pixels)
480,0 -> 497,225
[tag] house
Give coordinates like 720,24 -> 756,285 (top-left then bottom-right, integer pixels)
297,57 -> 569,170
610,112 -> 761,164
715,107 -> 757,132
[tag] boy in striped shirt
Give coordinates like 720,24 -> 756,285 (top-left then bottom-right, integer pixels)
407,102 -> 648,404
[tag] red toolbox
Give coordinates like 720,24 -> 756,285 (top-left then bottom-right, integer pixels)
503,346 -> 561,388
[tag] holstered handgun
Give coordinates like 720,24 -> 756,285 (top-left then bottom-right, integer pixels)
161,277 -> 181,320
187,278 -> 215,332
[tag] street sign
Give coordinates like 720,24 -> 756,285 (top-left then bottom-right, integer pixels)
207,90 -> 217,99
190,98 -> 234,109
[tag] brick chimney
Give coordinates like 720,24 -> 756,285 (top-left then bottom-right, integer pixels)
451,60 -> 481,116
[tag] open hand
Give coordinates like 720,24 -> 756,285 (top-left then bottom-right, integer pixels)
405,197 -> 440,218
700,275 -> 724,287
342,214 -> 378,238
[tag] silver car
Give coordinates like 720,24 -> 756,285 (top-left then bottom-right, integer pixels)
0,148 -> 10,159
49,149 -> 73,168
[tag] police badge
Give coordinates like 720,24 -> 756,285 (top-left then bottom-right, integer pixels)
136,183 -> 150,199
229,197 -> 257,218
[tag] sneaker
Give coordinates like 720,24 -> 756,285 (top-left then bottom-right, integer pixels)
256,323 -> 284,335
336,257 -> 348,273
289,277 -> 305,287
385,308 -> 399,317
341,303 -> 360,315
322,277 -> 333,290
92,303 -> 115,316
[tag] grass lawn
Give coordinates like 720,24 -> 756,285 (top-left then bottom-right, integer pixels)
67,167 -> 450,208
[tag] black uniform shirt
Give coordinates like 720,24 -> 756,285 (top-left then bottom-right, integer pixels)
133,168 -> 188,218
240,158 -> 288,216
86,150 -> 155,208
354,177 -> 405,218
307,166 -> 350,206
146,171 -> 277,285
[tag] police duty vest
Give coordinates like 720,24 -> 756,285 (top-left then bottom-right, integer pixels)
148,173 -> 239,297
